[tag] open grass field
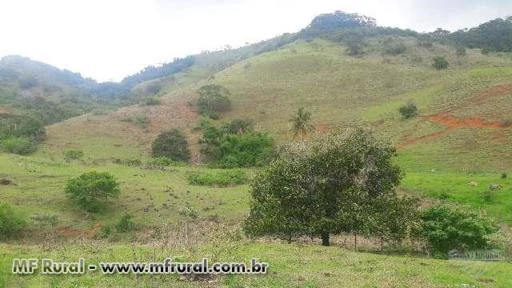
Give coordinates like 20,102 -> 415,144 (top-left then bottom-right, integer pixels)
2,37 -> 512,287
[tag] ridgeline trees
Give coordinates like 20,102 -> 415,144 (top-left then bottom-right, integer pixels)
65,172 -> 120,212
245,128 -> 418,246
290,107 -> 314,138
151,129 -> 190,162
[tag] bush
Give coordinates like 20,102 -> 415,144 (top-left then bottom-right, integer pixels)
399,102 -> 419,119
65,172 -> 120,212
501,172 -> 507,179
220,119 -> 254,135
481,48 -> 490,55
188,169 -> 248,187
196,84 -> 232,118
432,56 -> 449,70
383,39 -> 407,55
121,114 -> 149,128
151,129 -> 190,162
139,97 -> 161,106
1,137 -> 37,155
116,214 -> 135,232
0,203 -> 25,238
179,204 -> 198,219
0,113 -> 45,141
416,205 -> 497,257
199,120 -> 274,167
455,46 -> 466,56
64,149 -> 84,161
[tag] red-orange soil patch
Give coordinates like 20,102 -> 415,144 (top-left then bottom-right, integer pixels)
426,113 -> 509,129
398,84 -> 512,149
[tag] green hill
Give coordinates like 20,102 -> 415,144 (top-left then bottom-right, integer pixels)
1,11 -> 512,288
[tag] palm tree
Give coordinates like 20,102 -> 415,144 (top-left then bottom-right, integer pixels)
290,107 -> 314,138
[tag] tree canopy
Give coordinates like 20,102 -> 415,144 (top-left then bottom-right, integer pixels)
245,129 -> 417,246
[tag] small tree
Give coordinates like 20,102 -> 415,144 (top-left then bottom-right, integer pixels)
196,84 -> 232,119
415,205 -> 497,257
65,172 -> 120,212
290,107 -> 314,138
399,102 -> 419,119
245,129 -> 412,246
151,129 -> 190,162
0,203 -> 25,238
432,56 -> 449,70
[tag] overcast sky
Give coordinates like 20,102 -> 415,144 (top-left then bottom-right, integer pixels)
0,0 -> 510,82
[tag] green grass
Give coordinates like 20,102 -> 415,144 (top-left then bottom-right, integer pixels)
2,37 -> 512,287
1,241 -> 511,287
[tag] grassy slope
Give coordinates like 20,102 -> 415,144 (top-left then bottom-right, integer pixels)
2,37 -> 512,287
1,154 -> 511,287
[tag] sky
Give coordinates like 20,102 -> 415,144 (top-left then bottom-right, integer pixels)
0,0 -> 511,82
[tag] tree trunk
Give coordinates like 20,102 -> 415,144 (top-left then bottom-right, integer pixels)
353,232 -> 357,251
321,232 -> 330,246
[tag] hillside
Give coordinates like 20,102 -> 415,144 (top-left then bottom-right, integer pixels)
2,11 -> 512,288
43,37 -> 512,171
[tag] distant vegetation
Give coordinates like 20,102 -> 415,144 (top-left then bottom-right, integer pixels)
188,169 -> 248,187
196,84 -> 232,119
0,113 -> 45,154
151,129 -> 190,162
121,56 -> 195,89
432,56 -> 449,70
200,119 -> 274,168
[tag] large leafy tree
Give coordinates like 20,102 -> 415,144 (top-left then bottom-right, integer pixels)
245,129 -> 415,246
290,107 -> 314,138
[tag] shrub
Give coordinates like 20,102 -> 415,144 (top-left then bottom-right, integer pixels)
188,169 -> 248,187
501,172 -> 507,179
455,46 -> 466,56
200,120 -> 274,167
197,84 -> 232,118
179,204 -> 198,219
432,56 -> 449,70
220,119 -> 254,135
121,114 -> 149,128
383,39 -> 407,55
151,129 -> 190,162
416,205 -> 497,257
140,97 -> 161,106
0,203 -> 25,237
399,102 -> 418,119
64,149 -> 84,161
1,137 -> 37,155
65,172 -> 120,212
116,214 -> 135,232
0,113 -> 45,141
481,48 -> 490,55
148,157 -> 174,167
